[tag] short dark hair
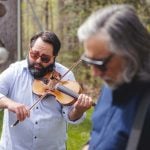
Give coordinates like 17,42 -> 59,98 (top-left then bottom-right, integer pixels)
30,31 -> 61,56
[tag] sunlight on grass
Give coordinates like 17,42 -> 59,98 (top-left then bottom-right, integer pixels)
67,108 -> 93,150
0,111 -> 3,133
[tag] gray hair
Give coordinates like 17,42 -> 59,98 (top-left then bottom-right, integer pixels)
78,4 -> 150,82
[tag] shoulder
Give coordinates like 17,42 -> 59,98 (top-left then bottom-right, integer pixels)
100,85 -> 112,98
7,59 -> 27,74
9,59 -> 27,69
55,62 -> 75,80
55,62 -> 69,72
0,60 -> 27,86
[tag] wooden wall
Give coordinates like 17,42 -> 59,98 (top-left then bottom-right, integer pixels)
0,0 -> 18,71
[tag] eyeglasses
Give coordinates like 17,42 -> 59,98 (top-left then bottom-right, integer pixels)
29,50 -> 53,63
81,54 -> 114,72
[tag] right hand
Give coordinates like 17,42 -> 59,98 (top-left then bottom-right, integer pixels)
7,100 -> 30,122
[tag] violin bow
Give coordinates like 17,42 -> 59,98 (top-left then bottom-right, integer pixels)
59,59 -> 82,81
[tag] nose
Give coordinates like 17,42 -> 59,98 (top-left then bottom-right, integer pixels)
91,66 -> 104,77
35,57 -> 42,63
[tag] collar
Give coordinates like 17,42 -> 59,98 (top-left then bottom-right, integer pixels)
22,59 -> 28,69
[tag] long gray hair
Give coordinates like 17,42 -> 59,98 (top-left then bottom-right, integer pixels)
78,4 -> 150,82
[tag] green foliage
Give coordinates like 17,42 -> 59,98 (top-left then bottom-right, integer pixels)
21,0 -> 150,95
67,108 -> 94,150
56,0 -> 150,92
0,111 -> 3,133
20,0 -> 150,101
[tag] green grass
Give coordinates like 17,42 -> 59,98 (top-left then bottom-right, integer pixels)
0,108 -> 93,150
0,111 -> 3,132
67,108 -> 93,150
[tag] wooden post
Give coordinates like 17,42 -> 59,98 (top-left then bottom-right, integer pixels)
0,0 -> 19,71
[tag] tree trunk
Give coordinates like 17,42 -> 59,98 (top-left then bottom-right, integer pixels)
45,0 -> 49,30
49,0 -> 53,31
57,0 -> 64,41
0,0 -> 18,71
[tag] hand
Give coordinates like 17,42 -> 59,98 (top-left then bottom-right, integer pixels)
7,100 -> 30,122
73,94 -> 93,113
68,94 -> 93,121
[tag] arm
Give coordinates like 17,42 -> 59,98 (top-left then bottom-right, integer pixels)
0,96 -> 30,121
0,63 -> 30,122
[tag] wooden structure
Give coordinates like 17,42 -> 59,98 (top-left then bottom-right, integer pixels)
0,0 -> 20,71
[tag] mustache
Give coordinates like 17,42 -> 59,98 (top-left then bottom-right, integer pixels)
31,62 -> 43,68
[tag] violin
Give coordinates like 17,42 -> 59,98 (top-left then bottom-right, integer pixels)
32,70 -> 82,105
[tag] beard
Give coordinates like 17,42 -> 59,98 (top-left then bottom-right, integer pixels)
102,70 -> 129,90
27,57 -> 55,79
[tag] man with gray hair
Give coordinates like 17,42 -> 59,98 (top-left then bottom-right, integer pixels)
78,4 -> 150,150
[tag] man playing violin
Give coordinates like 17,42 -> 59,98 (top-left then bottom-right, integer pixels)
0,31 -> 93,150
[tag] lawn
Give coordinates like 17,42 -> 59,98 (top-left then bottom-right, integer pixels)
0,108 -> 93,150
0,111 -> 3,132
67,108 -> 93,150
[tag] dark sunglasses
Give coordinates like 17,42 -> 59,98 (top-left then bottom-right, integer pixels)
29,50 -> 53,63
81,54 -> 114,72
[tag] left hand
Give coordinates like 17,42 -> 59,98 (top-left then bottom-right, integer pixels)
68,94 -> 93,121
73,94 -> 93,113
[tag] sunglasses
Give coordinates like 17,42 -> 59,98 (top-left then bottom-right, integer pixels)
81,54 -> 114,72
29,50 -> 53,63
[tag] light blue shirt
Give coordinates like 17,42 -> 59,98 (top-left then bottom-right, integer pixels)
0,60 -> 85,150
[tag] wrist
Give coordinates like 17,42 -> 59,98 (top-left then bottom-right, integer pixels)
0,97 -> 12,109
72,107 -> 84,115
68,107 -> 84,121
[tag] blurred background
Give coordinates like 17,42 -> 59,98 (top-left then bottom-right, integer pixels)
0,0 -> 150,149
